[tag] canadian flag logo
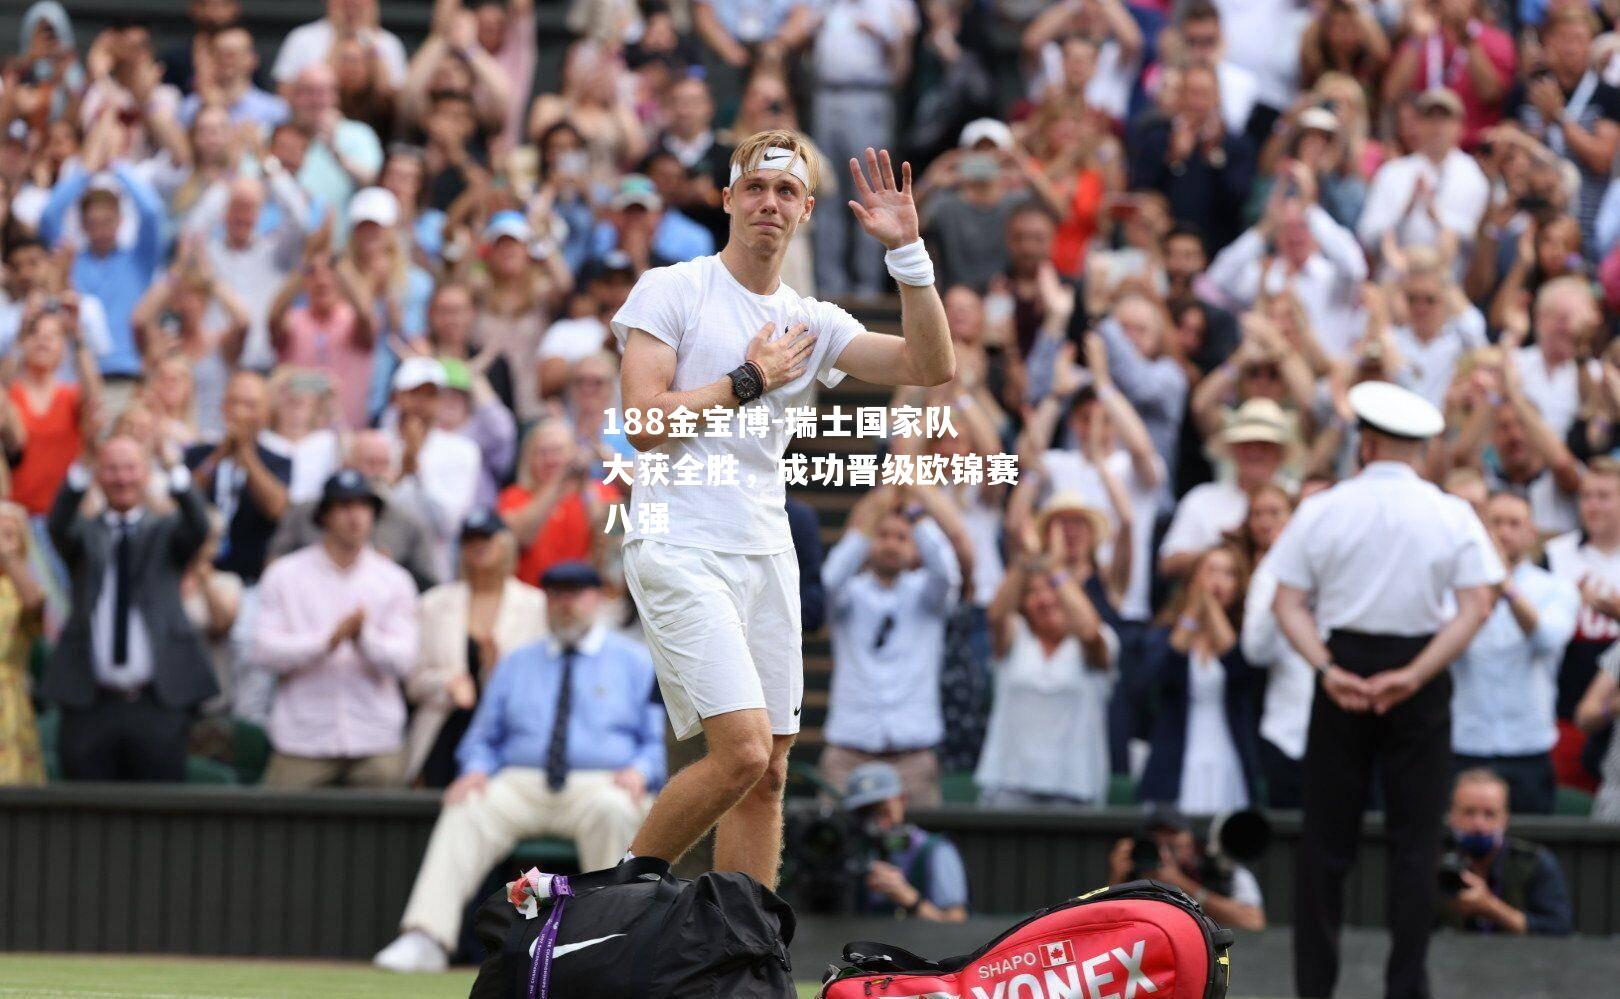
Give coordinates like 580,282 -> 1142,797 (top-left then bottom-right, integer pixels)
1042,941 -> 1074,968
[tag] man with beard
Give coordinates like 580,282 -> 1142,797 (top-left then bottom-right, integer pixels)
373,562 -> 665,972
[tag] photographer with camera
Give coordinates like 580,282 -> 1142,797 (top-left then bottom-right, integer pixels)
1107,805 -> 1265,932
1438,768 -> 1572,936
840,762 -> 968,923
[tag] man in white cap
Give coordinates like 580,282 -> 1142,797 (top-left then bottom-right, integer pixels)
1268,380 -> 1504,999
1358,88 -> 1489,266
612,128 -> 952,889
914,118 -> 1044,291
386,355 -> 480,581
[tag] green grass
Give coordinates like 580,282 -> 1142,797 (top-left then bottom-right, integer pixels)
0,955 -> 827,998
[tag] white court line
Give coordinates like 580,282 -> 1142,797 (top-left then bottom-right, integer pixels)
0,984 -> 246,990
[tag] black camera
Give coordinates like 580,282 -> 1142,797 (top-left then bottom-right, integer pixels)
1438,850 -> 1470,897
1198,810 -> 1272,898
1126,836 -> 1166,881
1129,808 -> 1273,899
780,805 -> 894,914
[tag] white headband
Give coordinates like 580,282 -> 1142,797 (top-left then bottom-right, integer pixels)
729,146 -> 810,189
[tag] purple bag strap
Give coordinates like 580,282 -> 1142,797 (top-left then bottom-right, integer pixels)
526,875 -> 575,999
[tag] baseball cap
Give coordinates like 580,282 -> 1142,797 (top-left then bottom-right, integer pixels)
610,174 -> 663,212
1414,88 -> 1464,119
392,355 -> 447,393
540,560 -> 604,590
347,186 -> 400,228
315,468 -> 384,524
482,209 -> 532,244
959,118 -> 1015,151
583,249 -> 637,285
1297,107 -> 1340,134
843,762 -> 905,810
461,508 -> 507,539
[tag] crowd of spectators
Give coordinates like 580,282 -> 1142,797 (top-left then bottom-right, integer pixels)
0,0 -> 1618,907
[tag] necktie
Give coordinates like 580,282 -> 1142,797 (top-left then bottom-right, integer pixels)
545,645 -> 578,792
112,518 -> 133,667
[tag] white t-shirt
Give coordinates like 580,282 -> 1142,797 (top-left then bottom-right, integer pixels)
1043,447 -> 1164,621
1159,480 -> 1248,562
539,316 -> 610,364
974,614 -> 1116,803
1267,462 -> 1504,635
1545,531 -> 1620,647
1512,346 -> 1594,440
1031,39 -> 1139,121
1392,309 -> 1489,408
610,254 -> 864,555
272,20 -> 409,87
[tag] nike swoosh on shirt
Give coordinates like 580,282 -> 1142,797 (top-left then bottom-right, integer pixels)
531,933 -> 627,959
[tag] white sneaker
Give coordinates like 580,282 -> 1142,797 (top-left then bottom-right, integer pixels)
374,929 -> 449,973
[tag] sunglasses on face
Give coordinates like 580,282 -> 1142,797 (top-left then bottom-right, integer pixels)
1406,292 -> 1440,305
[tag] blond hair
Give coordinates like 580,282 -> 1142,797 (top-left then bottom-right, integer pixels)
729,129 -> 822,193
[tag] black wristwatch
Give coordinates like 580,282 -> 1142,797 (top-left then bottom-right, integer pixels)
728,361 -> 765,404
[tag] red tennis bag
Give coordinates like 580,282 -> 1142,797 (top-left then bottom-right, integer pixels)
819,880 -> 1233,999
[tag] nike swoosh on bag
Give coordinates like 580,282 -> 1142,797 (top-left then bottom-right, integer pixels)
530,933 -> 627,959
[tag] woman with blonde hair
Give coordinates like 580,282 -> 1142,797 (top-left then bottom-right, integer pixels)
404,512 -> 547,787
1027,101 -> 1124,278
1310,71 -> 1383,180
975,495 -> 1119,807
140,350 -> 199,454
1139,543 -> 1261,815
525,39 -> 646,176
0,501 -> 45,784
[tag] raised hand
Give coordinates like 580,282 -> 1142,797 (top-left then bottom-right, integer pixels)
848,147 -> 919,251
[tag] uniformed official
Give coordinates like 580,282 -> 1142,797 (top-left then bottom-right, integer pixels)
1269,381 -> 1505,999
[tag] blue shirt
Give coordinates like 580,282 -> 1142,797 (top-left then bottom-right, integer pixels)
697,0 -> 814,43
590,210 -> 715,267
456,624 -> 667,785
179,87 -> 288,129
39,164 -> 165,377
1452,561 -> 1579,757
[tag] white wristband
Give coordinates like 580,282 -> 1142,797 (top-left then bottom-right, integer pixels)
884,239 -> 935,287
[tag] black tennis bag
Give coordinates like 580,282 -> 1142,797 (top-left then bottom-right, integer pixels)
467,857 -> 797,999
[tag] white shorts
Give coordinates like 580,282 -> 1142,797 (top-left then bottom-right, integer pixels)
621,538 -> 804,741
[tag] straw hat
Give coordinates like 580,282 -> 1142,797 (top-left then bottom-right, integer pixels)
1213,398 -> 1302,464
1034,492 -> 1113,553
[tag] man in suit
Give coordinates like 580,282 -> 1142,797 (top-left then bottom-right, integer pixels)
45,435 -> 216,781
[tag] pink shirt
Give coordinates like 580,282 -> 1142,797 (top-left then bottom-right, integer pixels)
279,301 -> 374,429
252,545 -> 419,759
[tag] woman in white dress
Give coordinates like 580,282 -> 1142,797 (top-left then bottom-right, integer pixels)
1139,543 -> 1262,815
975,502 -> 1118,808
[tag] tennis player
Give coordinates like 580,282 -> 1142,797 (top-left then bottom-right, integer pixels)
611,128 -> 954,887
